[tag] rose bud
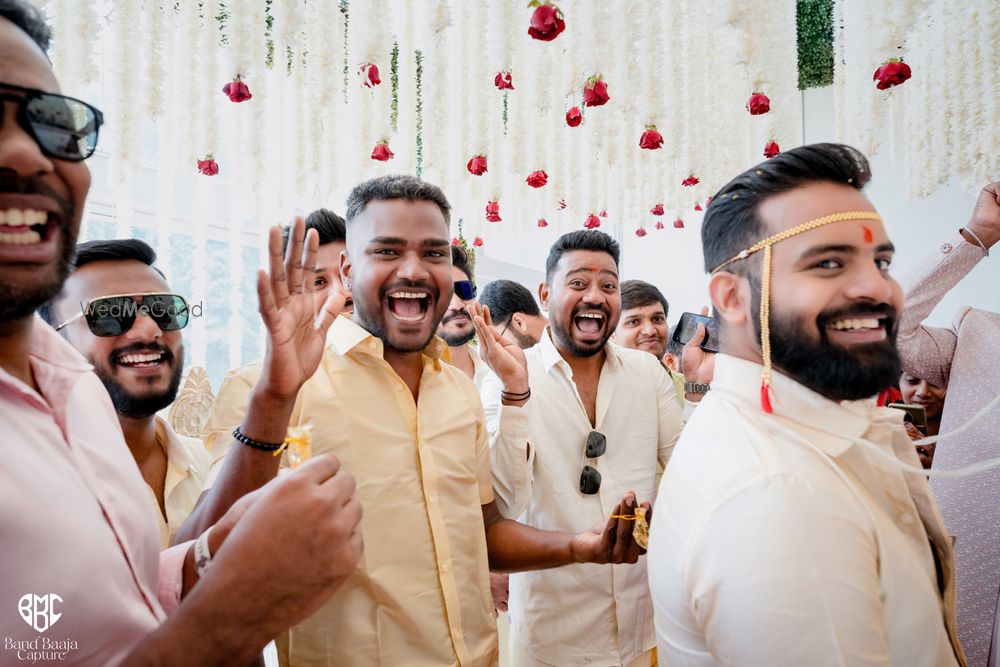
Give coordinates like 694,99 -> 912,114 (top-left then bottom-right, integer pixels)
584,214 -> 601,229
655,220 -> 665,230
359,62 -> 381,88
566,106 -> 583,127
528,3 -> 566,41
694,203 -> 703,211
371,141 -> 394,161
650,203 -> 664,216
526,170 -> 548,188
639,126 -> 663,150
873,59 -> 912,90
473,237 -> 484,247
558,199 -> 567,210
467,155 -> 488,175
486,201 -> 502,222
451,237 -> 461,246
537,218 -> 549,227
673,217 -> 685,229
763,140 -> 781,158
682,175 -> 699,186
197,155 -> 219,176
583,75 -> 610,107
495,71 -> 515,90
222,76 -> 252,103
746,92 -> 770,115
635,227 -> 647,237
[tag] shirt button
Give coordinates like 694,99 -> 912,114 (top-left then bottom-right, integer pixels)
900,513 -> 915,526
940,242 -> 953,254
427,492 -> 437,504
368,341 -> 378,350
441,561 -> 451,573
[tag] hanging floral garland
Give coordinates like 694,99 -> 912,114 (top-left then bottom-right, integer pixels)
390,41 -> 400,133
415,49 -> 424,177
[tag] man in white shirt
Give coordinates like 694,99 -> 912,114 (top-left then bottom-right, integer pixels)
647,143 -> 966,666
475,230 -> 712,667
42,239 -> 211,548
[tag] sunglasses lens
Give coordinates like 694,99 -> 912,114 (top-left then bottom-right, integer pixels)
586,431 -> 607,458
84,297 -> 135,337
580,465 -> 601,494
26,94 -> 100,161
145,295 -> 189,331
454,280 -> 476,301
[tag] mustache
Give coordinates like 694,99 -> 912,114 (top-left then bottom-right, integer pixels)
817,302 -> 898,332
0,169 -> 75,224
441,307 -> 471,324
110,342 -> 175,365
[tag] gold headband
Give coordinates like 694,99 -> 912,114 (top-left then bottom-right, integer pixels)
710,210 -> 884,412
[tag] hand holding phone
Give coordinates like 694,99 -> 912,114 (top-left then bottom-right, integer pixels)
672,311 -> 719,353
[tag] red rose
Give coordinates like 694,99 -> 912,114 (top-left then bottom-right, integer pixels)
650,203 -> 664,216
558,199 -> 567,210
639,126 -> 663,150
873,59 -> 911,90
486,201 -> 502,222
584,214 -> 601,229
565,106 -> 582,127
537,218 -> 549,227
528,3 -> 565,41
635,227 -> 647,237
526,170 -> 548,188
467,155 -> 488,175
451,237 -> 461,246
682,175 -> 699,187
196,155 -> 219,176
673,217 -> 685,229
473,237 -> 484,247
693,203 -> 703,211
582,76 -> 609,107
358,62 -> 381,88
495,71 -> 514,90
222,76 -> 252,103
746,92 -> 770,115
655,220 -> 665,230
599,210 -> 607,217
763,140 -> 780,158
371,141 -> 394,161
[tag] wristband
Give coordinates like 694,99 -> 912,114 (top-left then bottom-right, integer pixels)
963,227 -> 990,257
232,426 -> 283,451
501,388 -> 531,401
194,527 -> 213,578
684,382 -> 711,395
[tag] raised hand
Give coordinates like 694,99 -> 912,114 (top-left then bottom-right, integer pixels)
681,306 -> 716,388
257,218 -> 348,399
965,182 -> 1000,249
470,301 -> 529,394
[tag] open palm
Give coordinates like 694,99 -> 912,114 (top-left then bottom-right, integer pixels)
256,218 -> 347,399
469,301 -> 528,391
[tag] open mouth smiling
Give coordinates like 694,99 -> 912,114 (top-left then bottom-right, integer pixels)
386,290 -> 432,323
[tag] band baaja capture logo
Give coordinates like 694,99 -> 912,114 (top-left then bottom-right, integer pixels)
3,594 -> 79,662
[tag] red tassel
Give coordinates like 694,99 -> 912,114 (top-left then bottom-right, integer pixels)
761,383 -> 774,413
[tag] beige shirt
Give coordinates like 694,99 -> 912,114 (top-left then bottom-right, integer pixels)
203,317 -> 498,667
648,354 -> 965,667
148,416 -> 210,548
481,329 -> 684,666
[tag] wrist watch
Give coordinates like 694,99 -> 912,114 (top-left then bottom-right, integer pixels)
684,382 -> 711,395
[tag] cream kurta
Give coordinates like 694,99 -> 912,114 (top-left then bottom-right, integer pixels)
203,317 -> 498,666
149,415 -> 210,548
648,354 -> 965,667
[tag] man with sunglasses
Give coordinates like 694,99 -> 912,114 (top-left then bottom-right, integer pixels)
0,4 -> 362,664
474,230 -> 712,667
41,238 -> 210,549
438,243 -> 489,387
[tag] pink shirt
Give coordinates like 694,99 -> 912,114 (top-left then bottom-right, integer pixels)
0,321 -> 185,665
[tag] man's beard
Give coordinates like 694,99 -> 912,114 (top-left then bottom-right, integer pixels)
0,172 -> 77,321
757,291 -> 901,402
438,309 -> 475,347
354,280 -> 442,354
550,304 -> 614,358
92,343 -> 184,419
509,326 -> 537,350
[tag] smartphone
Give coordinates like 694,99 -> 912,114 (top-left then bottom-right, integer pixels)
889,403 -> 928,435
672,312 -> 719,353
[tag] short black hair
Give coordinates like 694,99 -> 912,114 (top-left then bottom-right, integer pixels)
479,279 -> 540,324
38,238 -> 162,324
281,208 -> 346,254
344,174 -> 451,226
620,280 -> 669,319
702,143 -> 871,275
666,324 -> 684,359
451,244 -> 474,282
0,0 -> 52,52
545,230 -> 620,282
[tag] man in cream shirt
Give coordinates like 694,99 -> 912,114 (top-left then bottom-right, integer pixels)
647,143 -> 965,666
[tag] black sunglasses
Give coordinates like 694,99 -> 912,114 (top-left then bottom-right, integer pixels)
580,430 -> 607,494
454,279 -> 477,301
55,293 -> 190,337
0,81 -> 104,161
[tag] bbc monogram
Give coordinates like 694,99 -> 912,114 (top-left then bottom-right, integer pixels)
17,594 -> 61,633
